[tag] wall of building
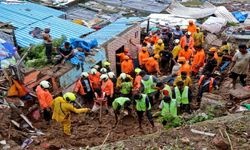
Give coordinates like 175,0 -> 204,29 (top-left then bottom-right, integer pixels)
106,24 -> 141,74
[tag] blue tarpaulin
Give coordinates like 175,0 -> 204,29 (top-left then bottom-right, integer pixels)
232,11 -> 248,23
0,39 -> 16,61
70,38 -> 98,52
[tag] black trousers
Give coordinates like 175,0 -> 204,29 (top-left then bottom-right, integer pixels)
45,43 -> 52,61
180,104 -> 191,114
136,110 -> 154,127
43,108 -> 52,121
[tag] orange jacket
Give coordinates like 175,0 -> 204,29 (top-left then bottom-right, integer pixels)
144,57 -> 160,73
191,50 -> 205,73
121,59 -> 134,74
133,75 -> 142,90
138,51 -> 150,66
89,72 -> 101,90
214,52 -> 218,60
187,24 -> 197,36
198,75 -> 214,92
116,53 -> 128,63
178,49 -> 193,61
36,85 -> 53,109
178,62 -> 191,76
101,79 -> 114,96
74,79 -> 85,95
151,36 -> 159,44
180,36 -> 194,49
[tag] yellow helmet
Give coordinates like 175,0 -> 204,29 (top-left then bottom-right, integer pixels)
63,92 -> 76,101
103,61 -> 111,67
135,68 -> 142,74
154,54 -> 160,59
209,47 -> 217,52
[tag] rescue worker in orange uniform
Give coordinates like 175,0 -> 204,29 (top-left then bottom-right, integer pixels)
144,54 -> 161,75
100,74 -> 114,106
180,32 -> 194,51
209,47 -> 219,60
36,80 -> 53,124
187,20 -> 197,36
178,45 -> 193,62
88,68 -> 101,91
121,56 -> 134,75
74,72 -> 93,105
133,68 -> 142,92
116,48 -> 131,63
177,57 -> 191,76
191,45 -> 205,76
151,34 -> 159,44
138,47 -> 150,69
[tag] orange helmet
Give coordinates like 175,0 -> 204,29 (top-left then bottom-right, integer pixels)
124,48 -> 129,53
154,54 -> 160,59
209,47 -> 217,52
178,57 -> 186,62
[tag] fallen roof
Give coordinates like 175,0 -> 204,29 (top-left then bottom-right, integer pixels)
166,1 -> 239,23
83,17 -> 145,45
0,2 -> 94,47
95,0 -> 170,13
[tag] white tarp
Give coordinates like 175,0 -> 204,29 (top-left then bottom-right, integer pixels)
146,14 -> 196,29
202,16 -> 227,33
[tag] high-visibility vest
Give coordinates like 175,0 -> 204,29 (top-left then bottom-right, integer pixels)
120,82 -> 132,94
135,94 -> 151,111
198,75 -> 214,93
163,84 -> 172,99
112,97 -> 130,110
174,86 -> 189,104
161,99 -> 177,117
141,76 -> 156,94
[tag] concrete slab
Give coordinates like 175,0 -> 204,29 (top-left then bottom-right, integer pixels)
230,87 -> 250,100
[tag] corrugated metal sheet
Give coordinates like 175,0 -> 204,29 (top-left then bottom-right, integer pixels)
84,17 -> 145,45
166,1 -> 217,19
0,2 -> 94,47
214,6 -> 239,23
96,0 -> 169,13
15,16 -> 94,47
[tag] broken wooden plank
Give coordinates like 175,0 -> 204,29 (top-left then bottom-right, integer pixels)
191,129 -> 216,137
11,120 -> 20,128
20,114 -> 35,129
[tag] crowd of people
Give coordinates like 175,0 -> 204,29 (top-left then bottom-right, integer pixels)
37,20 -> 250,136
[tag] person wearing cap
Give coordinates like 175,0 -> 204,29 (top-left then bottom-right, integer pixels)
36,80 -> 53,124
209,47 -> 219,60
187,20 -> 197,36
229,44 -> 250,89
193,27 -> 204,47
133,68 -> 142,92
116,48 -> 131,63
139,70 -> 159,105
133,93 -> 155,129
197,72 -> 218,104
89,68 -> 101,91
172,39 -> 182,60
42,27 -> 53,64
191,45 -> 205,76
74,72 -> 93,105
51,92 -> 90,136
112,97 -> 131,126
153,39 -> 165,55
178,45 -> 193,62
177,57 -> 191,76
172,25 -> 183,41
174,71 -> 192,87
172,80 -> 192,114
202,52 -> 217,75
121,56 -> 134,75
180,32 -> 194,50
138,46 -> 150,69
143,54 -> 161,75
101,74 -> 114,106
116,73 -> 133,89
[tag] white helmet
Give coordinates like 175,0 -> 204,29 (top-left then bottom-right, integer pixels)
100,74 -> 108,80
81,72 -> 89,77
108,72 -> 115,78
90,68 -> 97,74
94,65 -> 100,70
100,68 -> 107,74
40,80 -> 51,89
174,39 -> 180,44
120,73 -> 126,80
